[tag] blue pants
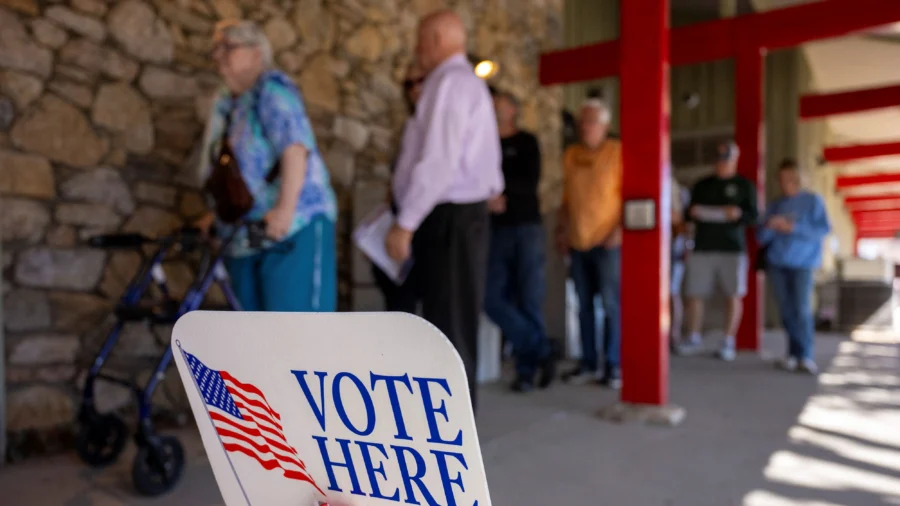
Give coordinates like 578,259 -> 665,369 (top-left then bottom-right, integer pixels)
484,224 -> 550,379
768,266 -> 815,361
224,216 -> 336,312
570,246 -> 621,373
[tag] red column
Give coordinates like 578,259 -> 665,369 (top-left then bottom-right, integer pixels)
619,0 -> 670,405
735,44 -> 765,351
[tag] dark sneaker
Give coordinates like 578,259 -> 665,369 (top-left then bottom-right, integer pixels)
562,367 -> 597,385
597,369 -> 622,390
536,354 -> 557,389
510,377 -> 534,393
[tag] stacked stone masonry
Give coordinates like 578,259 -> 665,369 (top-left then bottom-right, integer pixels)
0,0 -> 563,458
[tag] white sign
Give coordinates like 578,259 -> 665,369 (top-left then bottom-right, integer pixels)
352,204 -> 413,285
172,311 -> 490,506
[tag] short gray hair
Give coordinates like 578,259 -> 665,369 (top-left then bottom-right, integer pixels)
217,20 -> 273,68
580,98 -> 612,125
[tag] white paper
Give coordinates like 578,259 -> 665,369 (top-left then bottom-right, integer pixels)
692,205 -> 729,223
352,204 -> 413,285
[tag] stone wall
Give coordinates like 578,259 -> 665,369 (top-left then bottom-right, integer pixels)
0,0 -> 563,458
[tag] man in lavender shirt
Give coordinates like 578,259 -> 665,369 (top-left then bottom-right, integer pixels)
385,10 -> 503,411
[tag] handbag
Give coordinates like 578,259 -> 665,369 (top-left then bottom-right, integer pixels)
204,104 -> 281,224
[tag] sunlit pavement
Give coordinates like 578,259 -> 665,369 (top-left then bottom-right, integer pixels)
2,330 -> 899,506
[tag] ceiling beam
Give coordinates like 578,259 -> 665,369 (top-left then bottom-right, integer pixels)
853,210 -> 900,221
846,199 -> 900,211
824,141 -> 900,163
800,84 -> 900,119
845,194 -> 900,204
836,172 -> 900,189
540,0 -> 900,85
857,230 -> 898,239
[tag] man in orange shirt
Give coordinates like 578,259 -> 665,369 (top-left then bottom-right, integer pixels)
556,99 -> 623,389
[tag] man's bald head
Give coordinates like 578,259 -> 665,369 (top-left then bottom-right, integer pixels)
416,10 -> 467,73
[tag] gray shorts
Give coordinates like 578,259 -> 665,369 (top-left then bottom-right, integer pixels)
684,252 -> 748,298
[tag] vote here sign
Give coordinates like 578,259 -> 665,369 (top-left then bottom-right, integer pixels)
171,311 -> 490,506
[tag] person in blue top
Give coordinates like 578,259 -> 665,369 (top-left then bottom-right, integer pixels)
758,159 -> 831,374
196,20 -> 338,312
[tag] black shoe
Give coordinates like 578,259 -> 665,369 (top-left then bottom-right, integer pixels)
597,369 -> 622,390
536,354 -> 557,389
510,377 -> 534,393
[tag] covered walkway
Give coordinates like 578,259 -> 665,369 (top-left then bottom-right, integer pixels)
3,330 -> 899,506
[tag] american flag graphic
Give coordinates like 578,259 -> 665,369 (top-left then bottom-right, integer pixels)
184,351 -> 325,496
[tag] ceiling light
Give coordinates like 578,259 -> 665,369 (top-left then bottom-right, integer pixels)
474,60 -> 498,79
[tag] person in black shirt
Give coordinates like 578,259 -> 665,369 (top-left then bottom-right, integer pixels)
485,89 -> 556,392
678,141 -> 759,361
371,64 -> 424,313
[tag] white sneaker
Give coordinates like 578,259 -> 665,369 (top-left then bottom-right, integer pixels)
799,359 -> 818,375
716,345 -> 736,362
777,357 -> 799,372
674,335 -> 704,356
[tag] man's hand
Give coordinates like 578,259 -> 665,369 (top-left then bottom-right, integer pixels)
264,205 -> 294,240
724,206 -> 743,221
385,224 -> 413,262
487,194 -> 507,214
767,215 -> 793,233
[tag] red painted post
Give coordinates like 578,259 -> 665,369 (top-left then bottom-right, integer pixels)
619,0 -> 670,405
734,43 -> 765,352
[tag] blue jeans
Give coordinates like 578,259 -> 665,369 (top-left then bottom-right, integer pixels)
224,216 -> 337,312
484,223 -> 550,379
768,266 -> 815,361
570,246 -> 621,373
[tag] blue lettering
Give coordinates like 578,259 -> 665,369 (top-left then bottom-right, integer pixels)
313,436 -> 364,496
371,373 -> 414,441
356,441 -> 401,501
291,370 -> 328,431
333,372 -> 376,436
412,377 -> 462,446
391,445 -> 442,506
431,450 -> 468,506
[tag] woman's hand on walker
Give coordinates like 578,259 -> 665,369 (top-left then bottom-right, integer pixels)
264,205 -> 294,240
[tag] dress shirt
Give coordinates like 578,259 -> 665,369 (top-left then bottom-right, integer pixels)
392,53 -> 504,231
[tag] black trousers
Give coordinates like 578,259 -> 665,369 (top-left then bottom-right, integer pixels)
372,262 -> 418,313
413,201 -> 489,413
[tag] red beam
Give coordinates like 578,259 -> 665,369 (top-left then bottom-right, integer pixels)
846,194 -> 900,205
850,208 -> 900,218
735,45 -> 765,353
619,0 -> 669,406
847,203 -> 900,215
857,230 -> 898,239
824,141 -> 900,163
746,0 -> 900,51
800,84 -> 900,119
540,0 -> 900,85
836,173 -> 900,189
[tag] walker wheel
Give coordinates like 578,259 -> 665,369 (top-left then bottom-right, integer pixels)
75,414 -> 128,467
132,435 -> 185,497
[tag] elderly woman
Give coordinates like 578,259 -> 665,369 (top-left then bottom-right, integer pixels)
196,20 -> 338,312
371,63 -> 425,313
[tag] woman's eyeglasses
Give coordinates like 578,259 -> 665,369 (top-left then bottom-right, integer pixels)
210,41 -> 245,57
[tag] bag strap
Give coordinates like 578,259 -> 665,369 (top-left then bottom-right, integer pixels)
252,89 -> 281,184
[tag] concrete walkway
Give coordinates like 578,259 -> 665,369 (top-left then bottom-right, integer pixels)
3,331 -> 900,506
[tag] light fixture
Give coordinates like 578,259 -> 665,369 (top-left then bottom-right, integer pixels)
474,60 -> 498,79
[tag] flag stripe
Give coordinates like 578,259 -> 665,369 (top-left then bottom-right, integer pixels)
222,442 -> 324,495
221,371 -> 282,420
209,411 -> 301,465
216,425 -> 305,470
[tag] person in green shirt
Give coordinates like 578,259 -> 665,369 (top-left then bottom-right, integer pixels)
676,141 -> 759,361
